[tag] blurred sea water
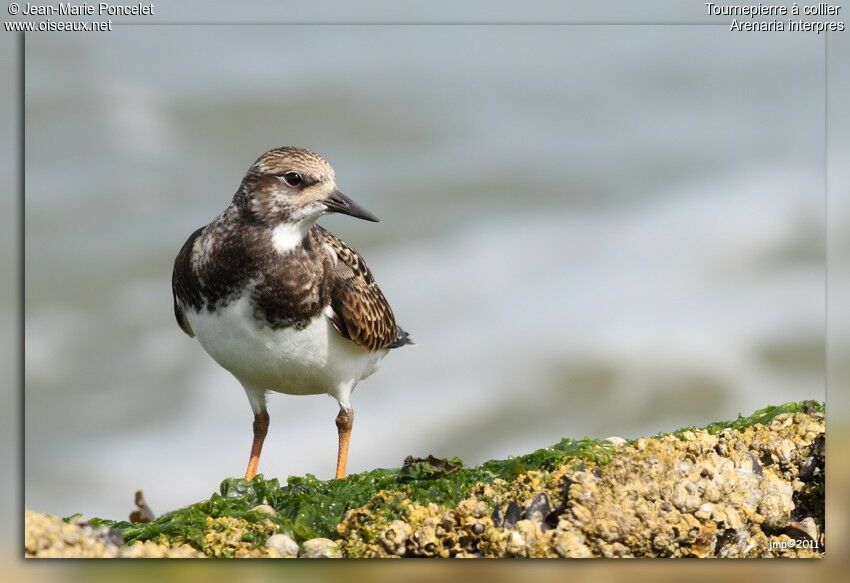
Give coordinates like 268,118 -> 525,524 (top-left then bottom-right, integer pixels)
24,26 -> 827,520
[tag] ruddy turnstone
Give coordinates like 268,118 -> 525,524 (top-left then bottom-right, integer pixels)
171,146 -> 411,480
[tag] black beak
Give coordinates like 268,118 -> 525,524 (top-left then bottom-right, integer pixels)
324,189 -> 380,222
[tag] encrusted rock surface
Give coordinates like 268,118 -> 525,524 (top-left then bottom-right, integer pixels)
338,411 -> 824,558
265,533 -> 299,557
25,407 -> 824,559
25,510 -> 203,558
199,515 -> 280,557
299,537 -> 343,558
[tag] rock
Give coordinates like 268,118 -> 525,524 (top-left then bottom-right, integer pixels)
671,482 -> 701,513
604,436 -> 627,447
335,407 -> 823,558
28,403 -> 824,559
122,540 -> 204,558
554,530 -> 592,558
758,473 -> 794,529
200,515 -> 279,557
25,511 -> 203,558
378,520 -> 411,556
695,503 -> 714,521
25,510 -> 123,558
523,493 -> 551,522
265,533 -> 298,558
299,538 -> 342,559
774,439 -> 796,465
506,530 -> 526,556
251,504 -> 277,518
410,523 -> 439,557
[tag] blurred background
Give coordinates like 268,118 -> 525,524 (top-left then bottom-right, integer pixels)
23,24 -> 830,523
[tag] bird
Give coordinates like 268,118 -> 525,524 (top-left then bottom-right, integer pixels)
171,146 -> 411,481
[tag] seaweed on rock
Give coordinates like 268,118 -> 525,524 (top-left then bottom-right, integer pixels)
30,400 -> 824,558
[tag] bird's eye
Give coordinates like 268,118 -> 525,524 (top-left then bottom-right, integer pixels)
281,172 -> 303,187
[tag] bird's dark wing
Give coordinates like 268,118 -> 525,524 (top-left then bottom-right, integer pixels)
171,227 -> 204,338
318,226 -> 412,352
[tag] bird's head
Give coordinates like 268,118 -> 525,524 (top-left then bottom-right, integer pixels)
234,146 -> 379,226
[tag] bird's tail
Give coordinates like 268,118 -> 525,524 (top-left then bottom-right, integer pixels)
389,325 -> 414,349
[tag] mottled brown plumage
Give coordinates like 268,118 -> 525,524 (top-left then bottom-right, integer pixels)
319,226 -> 409,351
172,215 -> 407,350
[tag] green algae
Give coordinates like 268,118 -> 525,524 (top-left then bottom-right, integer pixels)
88,400 -> 823,552
660,400 -> 824,439
399,455 -> 463,481
90,439 -> 614,547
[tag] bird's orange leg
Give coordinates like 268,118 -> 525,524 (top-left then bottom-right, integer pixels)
244,410 -> 269,480
335,408 -> 354,479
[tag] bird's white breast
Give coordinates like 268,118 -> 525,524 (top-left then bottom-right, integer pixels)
185,293 -> 386,400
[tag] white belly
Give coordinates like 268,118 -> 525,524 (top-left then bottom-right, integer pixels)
185,295 -> 386,399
